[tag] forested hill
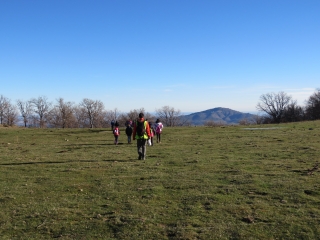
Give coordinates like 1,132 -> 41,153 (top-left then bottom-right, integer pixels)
181,107 -> 256,125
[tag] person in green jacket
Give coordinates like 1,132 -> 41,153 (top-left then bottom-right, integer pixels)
133,113 -> 151,160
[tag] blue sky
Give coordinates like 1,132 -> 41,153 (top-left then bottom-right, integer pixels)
1,0 -> 319,114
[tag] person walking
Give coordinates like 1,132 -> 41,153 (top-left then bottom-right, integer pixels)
125,124 -> 133,144
133,113 -> 151,160
149,122 -> 154,146
155,119 -> 164,143
111,120 -> 115,131
113,122 -> 120,145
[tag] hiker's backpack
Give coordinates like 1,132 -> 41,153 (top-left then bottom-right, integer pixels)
156,123 -> 162,134
114,128 -> 119,136
126,126 -> 133,136
136,120 -> 146,136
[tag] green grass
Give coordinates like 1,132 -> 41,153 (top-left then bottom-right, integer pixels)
0,122 -> 319,239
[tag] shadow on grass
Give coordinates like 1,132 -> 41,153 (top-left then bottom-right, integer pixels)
105,143 -> 126,146
0,158 -> 137,166
65,143 -> 126,146
102,159 -> 136,162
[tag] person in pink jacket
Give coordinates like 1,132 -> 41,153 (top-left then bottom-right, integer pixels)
155,119 -> 164,143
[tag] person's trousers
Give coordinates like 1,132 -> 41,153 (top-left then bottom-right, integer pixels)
114,135 -> 118,144
137,139 -> 147,159
156,133 -> 161,142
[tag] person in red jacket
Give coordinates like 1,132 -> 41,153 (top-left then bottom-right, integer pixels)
133,112 -> 151,160
113,121 -> 120,145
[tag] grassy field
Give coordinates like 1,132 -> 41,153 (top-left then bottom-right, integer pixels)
0,121 -> 319,239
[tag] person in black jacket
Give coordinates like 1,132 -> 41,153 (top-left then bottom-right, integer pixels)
125,123 -> 133,144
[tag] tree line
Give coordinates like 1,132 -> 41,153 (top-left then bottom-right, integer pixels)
205,88 -> 320,126
1,89 -> 319,128
255,88 -> 320,124
0,96 -> 185,128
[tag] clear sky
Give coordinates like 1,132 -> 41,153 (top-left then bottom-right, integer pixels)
1,0 -> 319,114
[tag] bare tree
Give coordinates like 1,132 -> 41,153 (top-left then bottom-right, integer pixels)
114,113 -> 126,127
125,108 -> 154,123
74,106 -> 88,128
122,107 -> 156,124
282,100 -> 304,122
156,106 -> 181,127
256,92 -> 292,123
252,114 -> 264,125
144,112 -> 155,122
48,98 -> 76,128
0,95 -> 10,125
30,96 -> 52,128
29,115 -> 39,128
105,108 -> 121,125
79,98 -> 105,128
126,108 -> 145,121
17,100 -> 33,127
305,88 -> 320,120
112,108 -> 155,127
3,101 -> 18,126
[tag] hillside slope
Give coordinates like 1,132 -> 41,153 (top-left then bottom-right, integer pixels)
182,107 -> 256,125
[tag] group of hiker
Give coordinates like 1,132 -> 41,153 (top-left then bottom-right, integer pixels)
111,113 -> 164,160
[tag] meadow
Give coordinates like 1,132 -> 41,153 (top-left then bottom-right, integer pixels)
0,121 -> 319,239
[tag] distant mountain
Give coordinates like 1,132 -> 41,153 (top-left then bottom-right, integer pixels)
181,107 -> 256,125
